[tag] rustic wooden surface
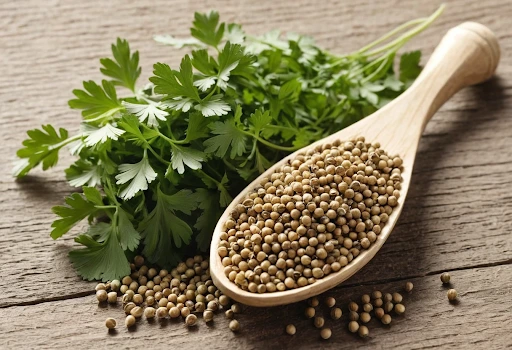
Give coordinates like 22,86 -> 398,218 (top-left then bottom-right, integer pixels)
0,0 -> 511,349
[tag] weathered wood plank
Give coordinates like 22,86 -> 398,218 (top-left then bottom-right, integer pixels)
0,0 -> 511,324
1,265 -> 510,349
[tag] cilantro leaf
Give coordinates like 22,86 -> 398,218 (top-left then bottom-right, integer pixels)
151,57 -> 200,101
68,80 -> 123,123
195,95 -> 231,117
139,188 -> 199,267
100,38 -> 141,92
193,188 -> 222,251
117,114 -> 150,146
170,144 -> 204,174
116,208 -> 140,251
249,108 -> 272,134
115,153 -> 157,200
65,160 -> 101,187
191,11 -> 225,48
191,49 -> 217,76
84,123 -> 125,147
123,101 -> 169,127
13,125 -> 69,177
203,119 -> 247,158
399,51 -> 422,87
51,187 -> 103,239
185,113 -> 210,141
218,173 -> 232,207
69,227 -> 131,281
153,34 -> 204,49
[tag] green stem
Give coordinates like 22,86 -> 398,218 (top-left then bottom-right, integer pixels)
198,169 -> 222,186
147,146 -> 170,165
95,205 -> 118,210
48,134 -> 83,151
241,128 -> 299,151
360,54 -> 392,83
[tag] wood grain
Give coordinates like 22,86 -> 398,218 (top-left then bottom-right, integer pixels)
1,265 -> 511,349
1,0 -> 512,348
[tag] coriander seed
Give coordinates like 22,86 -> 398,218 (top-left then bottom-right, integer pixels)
441,272 -> 451,284
225,309 -> 234,319
314,316 -> 325,328
320,328 -> 332,340
360,312 -> 371,323
169,307 -> 180,318
372,291 -> 382,299
363,303 -> 373,313
105,318 -> 116,329
231,304 -> 242,313
384,302 -> 394,313
229,319 -> 240,332
309,297 -> 319,307
349,311 -> 359,321
305,307 -> 315,319
348,301 -> 359,312
144,307 -> 156,319
361,294 -> 371,304
358,325 -> 369,338
381,314 -> 392,325
374,308 -> 385,319
394,303 -> 405,314
447,289 -> 458,301
107,292 -> 117,304
95,283 -> 106,291
325,297 -> 336,308
156,306 -> 168,319
286,324 -> 296,335
203,310 -> 214,322
392,292 -> 403,303
330,307 -> 342,320
96,290 -> 107,302
130,306 -> 143,318
124,302 -> 136,315
404,281 -> 413,293
125,315 -> 136,328
185,314 -> 197,326
348,321 -> 359,333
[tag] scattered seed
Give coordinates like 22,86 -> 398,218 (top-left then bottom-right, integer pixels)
203,310 -> 214,323
374,308 -> 385,319
371,291 -> 382,299
229,319 -> 240,332
286,324 -> 296,335
447,289 -> 458,301
314,316 -> 325,328
144,307 -> 156,319
358,325 -> 369,338
349,311 -> 359,321
361,294 -> 371,304
381,314 -> 392,325
125,315 -> 136,328
383,293 -> 392,302
394,304 -> 405,315
225,309 -> 234,319
320,328 -> 332,340
363,303 -> 373,313
325,297 -> 336,308
330,307 -> 342,320
360,312 -> 371,323
441,273 -> 451,284
231,304 -> 242,314
185,314 -> 197,326
348,321 -> 359,333
305,307 -> 316,319
392,292 -> 402,304
96,283 -> 106,291
348,302 -> 359,312
107,292 -> 117,304
130,306 -> 143,318
105,318 -> 116,329
309,297 -> 320,307
156,306 -> 168,319
404,282 -> 413,293
384,301 -> 394,313
124,302 -> 136,315
96,290 -> 108,302
373,298 -> 383,307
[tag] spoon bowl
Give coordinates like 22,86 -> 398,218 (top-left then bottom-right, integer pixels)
210,22 -> 500,307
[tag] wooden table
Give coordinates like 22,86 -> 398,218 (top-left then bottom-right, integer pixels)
1,0 -> 511,348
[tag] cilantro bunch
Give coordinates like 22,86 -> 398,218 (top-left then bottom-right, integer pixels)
13,7 -> 444,281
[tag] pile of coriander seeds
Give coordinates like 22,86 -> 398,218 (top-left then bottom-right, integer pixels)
218,137 -> 403,293
96,255 -> 242,331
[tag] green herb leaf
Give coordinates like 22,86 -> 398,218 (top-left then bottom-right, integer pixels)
100,38 -> 141,92
69,80 -> 123,123
399,51 -> 422,87
191,11 -> 225,48
203,119 -> 247,158
194,188 -> 222,251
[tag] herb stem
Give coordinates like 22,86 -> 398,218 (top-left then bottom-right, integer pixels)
240,129 -> 299,152
48,134 -> 83,151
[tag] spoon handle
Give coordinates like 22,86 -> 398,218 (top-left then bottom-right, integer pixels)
408,22 -> 500,130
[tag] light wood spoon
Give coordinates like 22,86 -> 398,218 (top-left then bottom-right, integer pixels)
209,22 -> 500,307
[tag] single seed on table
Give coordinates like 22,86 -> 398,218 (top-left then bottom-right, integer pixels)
314,316 -> 325,328
219,295 -> 230,307
363,303 -> 373,313
360,312 -> 371,323
110,280 -> 121,292
168,307 -> 180,319
286,324 -> 296,335
95,283 -> 106,291
325,297 -> 336,308
124,302 -> 136,315
156,307 -> 168,319
361,294 -> 371,304
374,308 -> 385,319
372,291 -> 382,299
229,320 -> 240,332
447,289 -> 458,301
131,306 -> 143,318
349,311 -> 359,321
144,307 -> 156,319
225,309 -> 234,319
320,328 -> 332,340
392,292 -> 403,303
441,272 -> 451,284
404,281 -> 414,293
125,315 -> 136,328
203,310 -> 214,322
348,302 -> 359,312
305,307 -> 315,319
105,318 -> 116,329
208,300 -> 219,311
381,314 -> 392,325
185,314 -> 197,326
96,290 -> 108,302
181,307 -> 190,318
348,321 -> 359,333
330,307 -> 342,320
231,304 -> 242,313
394,304 -> 405,314
309,297 -> 319,307
358,325 -> 369,338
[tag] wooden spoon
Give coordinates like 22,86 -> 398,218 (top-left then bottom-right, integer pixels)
209,22 -> 500,307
